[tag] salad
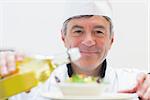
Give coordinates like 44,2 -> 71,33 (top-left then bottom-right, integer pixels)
65,74 -> 102,83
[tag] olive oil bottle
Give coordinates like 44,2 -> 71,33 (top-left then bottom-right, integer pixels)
0,48 -> 80,99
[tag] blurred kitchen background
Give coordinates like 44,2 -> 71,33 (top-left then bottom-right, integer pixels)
0,0 -> 149,72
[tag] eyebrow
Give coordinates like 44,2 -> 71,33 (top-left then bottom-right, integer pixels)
94,25 -> 106,30
71,25 -> 84,30
70,25 -> 106,32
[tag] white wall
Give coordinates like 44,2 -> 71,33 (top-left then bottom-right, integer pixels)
0,0 -> 149,71
108,0 -> 148,71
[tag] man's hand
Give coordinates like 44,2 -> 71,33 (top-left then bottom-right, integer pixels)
0,50 -> 24,78
119,73 -> 150,100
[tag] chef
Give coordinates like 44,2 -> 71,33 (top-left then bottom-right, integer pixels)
1,0 -> 150,100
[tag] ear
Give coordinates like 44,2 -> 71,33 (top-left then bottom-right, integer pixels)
109,34 -> 114,49
111,36 -> 114,45
61,30 -> 68,48
61,29 -> 65,42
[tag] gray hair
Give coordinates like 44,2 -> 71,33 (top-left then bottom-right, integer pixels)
61,15 -> 114,37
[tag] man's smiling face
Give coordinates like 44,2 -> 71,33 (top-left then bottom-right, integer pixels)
62,15 -> 114,71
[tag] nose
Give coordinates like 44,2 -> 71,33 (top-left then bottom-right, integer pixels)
81,33 -> 96,47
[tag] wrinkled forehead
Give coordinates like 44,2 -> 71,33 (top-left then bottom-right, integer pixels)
65,15 -> 111,23
66,15 -> 111,30
64,15 -> 112,29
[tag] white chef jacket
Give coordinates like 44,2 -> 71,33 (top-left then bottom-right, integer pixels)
9,62 -> 141,100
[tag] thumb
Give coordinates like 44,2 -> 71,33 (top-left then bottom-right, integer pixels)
118,84 -> 138,93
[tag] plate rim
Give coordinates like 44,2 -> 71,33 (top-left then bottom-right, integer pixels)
41,92 -> 138,100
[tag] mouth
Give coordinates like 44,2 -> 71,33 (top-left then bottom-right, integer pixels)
80,50 -> 98,55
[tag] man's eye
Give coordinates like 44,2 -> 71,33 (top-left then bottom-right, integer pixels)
95,30 -> 103,34
74,30 -> 83,33
94,30 -> 104,37
72,30 -> 83,36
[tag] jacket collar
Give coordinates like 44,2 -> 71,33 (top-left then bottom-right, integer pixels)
66,59 -> 107,78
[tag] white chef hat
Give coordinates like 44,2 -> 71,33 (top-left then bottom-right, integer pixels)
61,0 -> 113,23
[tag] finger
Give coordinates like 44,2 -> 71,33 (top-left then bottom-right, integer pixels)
15,51 -> 25,61
0,52 -> 9,76
0,60 -> 8,76
143,87 -> 150,100
6,51 -> 16,73
136,73 -> 146,86
137,74 -> 150,99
